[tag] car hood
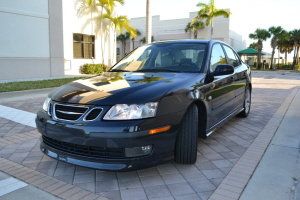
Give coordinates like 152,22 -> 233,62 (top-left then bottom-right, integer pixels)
49,72 -> 201,105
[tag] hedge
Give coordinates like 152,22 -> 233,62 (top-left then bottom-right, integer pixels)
275,63 -> 300,70
80,63 -> 109,74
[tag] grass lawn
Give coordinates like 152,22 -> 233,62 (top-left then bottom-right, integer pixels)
0,77 -> 85,93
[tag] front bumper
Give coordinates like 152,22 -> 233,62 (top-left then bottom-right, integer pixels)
36,109 -> 184,171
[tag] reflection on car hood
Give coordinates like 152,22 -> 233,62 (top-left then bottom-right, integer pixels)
49,72 -> 201,105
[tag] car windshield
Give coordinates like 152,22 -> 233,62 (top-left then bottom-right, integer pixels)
110,42 -> 206,72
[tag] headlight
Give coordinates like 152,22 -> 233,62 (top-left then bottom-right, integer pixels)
104,102 -> 158,120
43,97 -> 51,112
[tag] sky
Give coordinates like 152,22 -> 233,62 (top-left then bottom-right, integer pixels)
115,0 -> 300,57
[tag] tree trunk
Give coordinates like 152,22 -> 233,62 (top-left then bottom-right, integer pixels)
100,7 -> 105,64
270,47 -> 275,70
132,38 -> 135,49
123,41 -> 126,57
293,40 -> 298,65
278,50 -> 280,65
210,22 -> 213,40
257,50 -> 262,69
112,29 -> 116,66
257,41 -> 262,69
293,47 -> 297,65
194,30 -> 197,39
285,52 -> 287,64
146,0 -> 151,44
296,46 -> 300,65
270,39 -> 277,70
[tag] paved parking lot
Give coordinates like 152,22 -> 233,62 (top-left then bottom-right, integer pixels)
0,71 -> 299,200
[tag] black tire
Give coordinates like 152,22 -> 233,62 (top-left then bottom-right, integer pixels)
175,104 -> 198,164
237,86 -> 251,118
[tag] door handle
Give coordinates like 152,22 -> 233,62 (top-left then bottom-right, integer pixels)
230,76 -> 234,81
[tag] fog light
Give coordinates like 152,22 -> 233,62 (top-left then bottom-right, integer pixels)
125,145 -> 153,157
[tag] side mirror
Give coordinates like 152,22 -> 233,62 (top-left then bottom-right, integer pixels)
212,64 -> 234,76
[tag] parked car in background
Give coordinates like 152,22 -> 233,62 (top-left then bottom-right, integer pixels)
36,40 -> 251,171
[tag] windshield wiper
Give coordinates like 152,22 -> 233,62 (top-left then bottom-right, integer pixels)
109,69 -> 130,72
135,68 -> 182,72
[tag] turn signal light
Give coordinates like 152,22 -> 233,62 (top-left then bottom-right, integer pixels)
149,126 -> 171,134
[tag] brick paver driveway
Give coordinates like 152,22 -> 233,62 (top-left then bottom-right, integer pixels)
0,71 -> 299,200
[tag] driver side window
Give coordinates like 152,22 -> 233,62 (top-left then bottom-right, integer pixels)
210,44 -> 227,71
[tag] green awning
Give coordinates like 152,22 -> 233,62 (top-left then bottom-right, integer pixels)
237,48 -> 266,55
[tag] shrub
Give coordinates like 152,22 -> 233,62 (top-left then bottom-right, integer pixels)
257,63 -> 262,70
80,64 -> 109,74
253,62 -> 257,68
275,63 -> 284,69
265,63 -> 269,69
295,65 -> 300,70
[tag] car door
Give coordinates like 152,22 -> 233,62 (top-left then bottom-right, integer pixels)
222,45 -> 247,111
208,43 -> 236,128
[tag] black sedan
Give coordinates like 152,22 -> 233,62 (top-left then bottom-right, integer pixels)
36,40 -> 251,171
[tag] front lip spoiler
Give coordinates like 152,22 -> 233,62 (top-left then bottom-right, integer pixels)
40,138 -> 174,171
43,148 -> 129,171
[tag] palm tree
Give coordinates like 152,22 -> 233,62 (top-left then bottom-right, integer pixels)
132,29 -> 141,49
193,0 -> 231,40
248,42 -> 258,50
85,0 -> 124,13
249,28 -> 271,68
146,0 -> 151,44
102,14 -> 136,64
185,21 -> 204,39
289,29 -> 300,65
277,31 -> 294,64
82,0 -> 124,64
268,26 -> 284,69
117,32 -> 130,57
140,36 -> 154,44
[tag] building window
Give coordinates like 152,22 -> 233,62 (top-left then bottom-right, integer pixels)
73,34 -> 95,59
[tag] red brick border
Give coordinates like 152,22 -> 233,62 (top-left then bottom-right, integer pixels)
0,158 -> 109,200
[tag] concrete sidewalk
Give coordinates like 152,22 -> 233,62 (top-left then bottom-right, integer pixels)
240,88 -> 300,200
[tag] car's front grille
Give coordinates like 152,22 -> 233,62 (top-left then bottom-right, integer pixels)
42,136 -> 125,158
54,104 -> 88,121
85,108 -> 102,121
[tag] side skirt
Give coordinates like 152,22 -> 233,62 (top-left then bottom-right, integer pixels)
206,107 -> 244,137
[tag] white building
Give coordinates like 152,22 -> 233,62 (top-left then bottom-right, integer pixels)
117,11 -> 247,58
62,0 -> 115,75
0,0 -> 114,81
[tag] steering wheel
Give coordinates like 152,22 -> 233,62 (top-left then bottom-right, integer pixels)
178,61 -> 198,68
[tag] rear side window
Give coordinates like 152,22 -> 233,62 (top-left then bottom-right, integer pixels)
210,44 -> 227,71
223,45 -> 241,67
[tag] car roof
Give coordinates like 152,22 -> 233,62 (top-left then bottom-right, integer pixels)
151,39 -> 210,44
145,39 -> 228,47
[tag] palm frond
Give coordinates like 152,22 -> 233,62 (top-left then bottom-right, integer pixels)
85,0 -> 94,7
213,10 -> 231,18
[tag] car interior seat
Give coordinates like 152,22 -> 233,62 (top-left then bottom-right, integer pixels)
196,51 -> 204,68
179,58 -> 198,71
161,55 -> 173,67
173,50 -> 186,62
